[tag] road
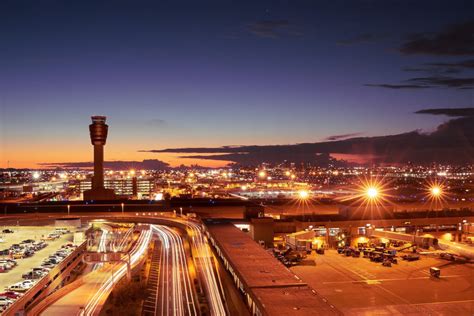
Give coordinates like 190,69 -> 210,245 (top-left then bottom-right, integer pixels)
40,227 -> 152,316
151,225 -> 198,316
184,220 -> 226,315
0,212 -> 228,315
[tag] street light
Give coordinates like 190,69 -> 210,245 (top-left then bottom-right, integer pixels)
121,203 -> 124,214
67,204 -> 70,216
430,185 -> 442,197
366,187 -> 379,200
298,190 -> 310,200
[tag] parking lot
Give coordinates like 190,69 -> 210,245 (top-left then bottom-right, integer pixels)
291,250 -> 474,315
0,226 -> 73,291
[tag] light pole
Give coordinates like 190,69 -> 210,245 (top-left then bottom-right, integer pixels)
67,204 -> 70,216
121,203 -> 124,215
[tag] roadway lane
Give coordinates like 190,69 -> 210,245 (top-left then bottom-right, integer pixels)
185,221 -> 227,315
40,227 -> 152,316
0,212 -> 228,315
151,225 -> 198,316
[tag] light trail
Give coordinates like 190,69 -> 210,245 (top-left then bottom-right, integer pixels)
81,227 -> 153,316
151,225 -> 198,316
97,228 -> 108,253
185,220 -> 226,316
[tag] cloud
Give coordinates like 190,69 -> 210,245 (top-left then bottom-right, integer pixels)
364,83 -> 430,89
39,159 -> 170,170
247,20 -> 290,38
415,107 -> 474,117
366,75 -> 474,90
325,133 -> 362,141
400,20 -> 474,56
337,33 -> 387,46
425,59 -> 474,69
142,112 -> 474,166
406,76 -> 474,89
403,67 -> 462,75
145,118 -> 167,127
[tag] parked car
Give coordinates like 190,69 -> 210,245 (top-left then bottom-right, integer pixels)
54,251 -> 68,258
33,241 -> 47,250
21,280 -> 35,288
0,249 -> 10,256
12,253 -> 24,260
9,244 -> 22,251
21,239 -> 35,244
2,229 -> 14,234
0,291 -> 22,299
23,249 -> 35,257
41,262 -> 55,269
5,284 -> 28,293
22,270 -> 45,280
402,254 -> 420,261
0,297 -> 13,309
0,261 -> 14,270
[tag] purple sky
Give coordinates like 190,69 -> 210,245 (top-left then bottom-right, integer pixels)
1,1 -> 473,168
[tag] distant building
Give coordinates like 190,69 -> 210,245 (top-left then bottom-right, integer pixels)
79,178 -> 154,198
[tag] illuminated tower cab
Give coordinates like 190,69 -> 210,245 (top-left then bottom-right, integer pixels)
83,116 -> 116,200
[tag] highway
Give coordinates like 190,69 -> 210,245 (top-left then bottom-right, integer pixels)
151,225 -> 198,316
185,220 -> 227,315
40,227 -> 152,316
1,212 -> 227,315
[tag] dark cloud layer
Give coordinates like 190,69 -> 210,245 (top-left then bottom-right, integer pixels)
143,108 -> 474,166
247,20 -> 290,38
337,33 -> 387,46
364,83 -> 430,89
415,107 -> 474,117
403,67 -> 462,75
425,59 -> 474,69
366,75 -> 474,90
325,133 -> 363,141
400,20 -> 474,56
40,159 -> 170,170
407,76 -> 474,89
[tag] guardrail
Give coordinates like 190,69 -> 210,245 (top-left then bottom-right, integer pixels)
26,277 -> 85,315
2,242 -> 86,316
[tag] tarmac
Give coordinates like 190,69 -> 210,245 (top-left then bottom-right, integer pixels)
291,250 -> 474,315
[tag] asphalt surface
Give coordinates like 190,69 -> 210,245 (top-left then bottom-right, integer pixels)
0,226 -> 73,291
291,250 -> 474,315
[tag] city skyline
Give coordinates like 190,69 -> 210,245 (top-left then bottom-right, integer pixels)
1,1 -> 474,168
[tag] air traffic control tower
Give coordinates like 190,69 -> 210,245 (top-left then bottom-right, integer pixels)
83,116 -> 116,200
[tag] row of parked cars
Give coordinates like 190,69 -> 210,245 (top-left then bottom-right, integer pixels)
1,243 -> 77,312
0,239 -> 48,265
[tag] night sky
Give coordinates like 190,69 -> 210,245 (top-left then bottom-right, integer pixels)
1,0 -> 473,168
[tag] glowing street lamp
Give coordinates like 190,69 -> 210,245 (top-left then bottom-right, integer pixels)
366,187 -> 379,200
258,170 -> 266,178
298,190 -> 310,200
430,186 -> 442,197
32,172 -> 40,180
129,169 -> 136,176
